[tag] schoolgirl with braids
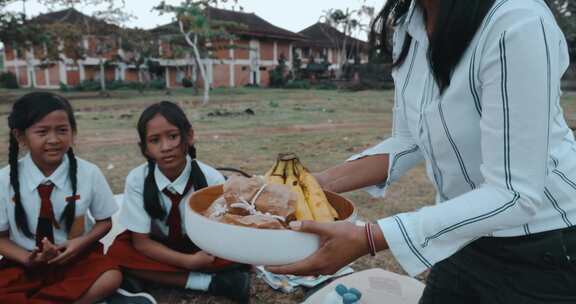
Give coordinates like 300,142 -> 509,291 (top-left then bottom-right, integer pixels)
0,92 -> 123,303
108,101 -> 250,303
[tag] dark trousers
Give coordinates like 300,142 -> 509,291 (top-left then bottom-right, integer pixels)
419,226 -> 576,304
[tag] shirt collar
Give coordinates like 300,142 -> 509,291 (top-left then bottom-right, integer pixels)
404,0 -> 428,44
154,155 -> 192,195
23,153 -> 70,192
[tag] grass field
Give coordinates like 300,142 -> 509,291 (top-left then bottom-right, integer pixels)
0,88 -> 575,303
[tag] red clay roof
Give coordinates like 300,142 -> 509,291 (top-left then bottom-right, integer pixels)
295,22 -> 368,50
152,7 -> 305,41
27,8 -> 119,34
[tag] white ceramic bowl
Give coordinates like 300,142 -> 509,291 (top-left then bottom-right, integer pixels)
184,185 -> 357,266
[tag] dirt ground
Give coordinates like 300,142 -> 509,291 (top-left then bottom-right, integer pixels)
0,88 -> 575,303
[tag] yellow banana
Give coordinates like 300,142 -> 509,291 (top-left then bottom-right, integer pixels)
265,155 -> 314,221
293,158 -> 336,223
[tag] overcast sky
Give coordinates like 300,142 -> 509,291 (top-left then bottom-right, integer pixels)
4,0 -> 385,39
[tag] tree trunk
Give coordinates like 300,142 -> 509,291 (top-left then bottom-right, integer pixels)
99,59 -> 107,93
180,21 -> 210,105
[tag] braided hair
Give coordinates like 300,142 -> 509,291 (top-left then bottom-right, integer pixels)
137,101 -> 206,220
7,92 -> 78,237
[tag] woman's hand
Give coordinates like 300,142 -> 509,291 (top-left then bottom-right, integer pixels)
184,250 -> 216,270
266,221 -> 388,276
48,236 -> 89,265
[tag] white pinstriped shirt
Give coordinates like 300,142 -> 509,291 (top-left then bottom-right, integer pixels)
350,0 -> 574,276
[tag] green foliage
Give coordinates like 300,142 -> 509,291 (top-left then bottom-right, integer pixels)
291,50 -> 302,80
149,78 -> 167,90
269,54 -> 289,88
182,77 -> 194,87
59,81 -> 70,91
268,100 -> 279,108
314,80 -> 338,90
0,71 -> 19,88
284,80 -> 311,89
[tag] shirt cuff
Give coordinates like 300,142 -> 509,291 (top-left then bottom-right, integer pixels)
121,222 -> 151,234
92,204 -> 119,221
347,138 -> 419,198
378,215 -> 431,277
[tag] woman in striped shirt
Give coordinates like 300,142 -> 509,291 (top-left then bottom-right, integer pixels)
269,0 -> 576,303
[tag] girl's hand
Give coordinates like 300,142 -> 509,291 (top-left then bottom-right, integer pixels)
26,248 -> 45,268
266,221 -> 383,276
184,251 -> 215,270
48,237 -> 89,265
26,238 -> 60,268
40,238 -> 60,261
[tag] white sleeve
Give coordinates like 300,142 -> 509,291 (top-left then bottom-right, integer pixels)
206,168 -> 225,186
348,29 -> 424,197
89,166 -> 119,220
378,12 -> 567,276
0,178 -> 9,232
119,170 -> 152,234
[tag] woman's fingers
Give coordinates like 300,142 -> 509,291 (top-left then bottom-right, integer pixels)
290,220 -> 331,235
266,252 -> 325,276
267,222 -> 368,276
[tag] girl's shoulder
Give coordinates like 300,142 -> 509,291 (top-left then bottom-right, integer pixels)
0,165 -> 9,185
125,162 -> 150,185
194,160 -> 225,185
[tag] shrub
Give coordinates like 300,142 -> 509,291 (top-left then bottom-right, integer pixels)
313,81 -> 337,90
59,82 -> 70,92
182,77 -> 194,88
284,80 -> 310,89
74,80 -> 101,91
149,79 -> 166,90
0,72 -> 19,89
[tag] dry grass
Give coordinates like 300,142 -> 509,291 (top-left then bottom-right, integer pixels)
0,88 -> 575,303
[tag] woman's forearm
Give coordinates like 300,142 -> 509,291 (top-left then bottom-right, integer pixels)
315,154 -> 389,193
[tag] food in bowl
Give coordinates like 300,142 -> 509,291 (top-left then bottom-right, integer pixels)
204,175 -> 297,229
184,154 -> 357,265
203,153 -> 342,230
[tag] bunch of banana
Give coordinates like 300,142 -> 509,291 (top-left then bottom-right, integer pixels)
265,153 -> 338,222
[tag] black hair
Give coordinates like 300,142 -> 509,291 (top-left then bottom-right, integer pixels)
137,101 -> 206,220
370,0 -> 495,93
7,92 -> 78,237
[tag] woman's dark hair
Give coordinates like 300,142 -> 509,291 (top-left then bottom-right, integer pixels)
137,101 -> 206,220
8,92 -> 78,237
370,0 -> 496,93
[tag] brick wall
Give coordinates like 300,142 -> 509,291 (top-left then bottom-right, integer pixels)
234,39 -> 250,60
277,43 -> 290,61
212,64 -> 230,88
235,65 -> 251,86
49,65 -> 60,86
260,41 -> 274,61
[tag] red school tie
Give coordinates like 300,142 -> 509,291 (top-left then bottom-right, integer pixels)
36,184 -> 59,248
161,177 -> 195,249
161,189 -> 184,248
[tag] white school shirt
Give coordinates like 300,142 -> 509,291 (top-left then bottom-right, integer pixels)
120,157 -> 225,239
349,0 -> 575,276
0,153 -> 118,251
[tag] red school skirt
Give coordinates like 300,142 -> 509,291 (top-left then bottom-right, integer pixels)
107,231 -> 241,273
0,243 -> 119,304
